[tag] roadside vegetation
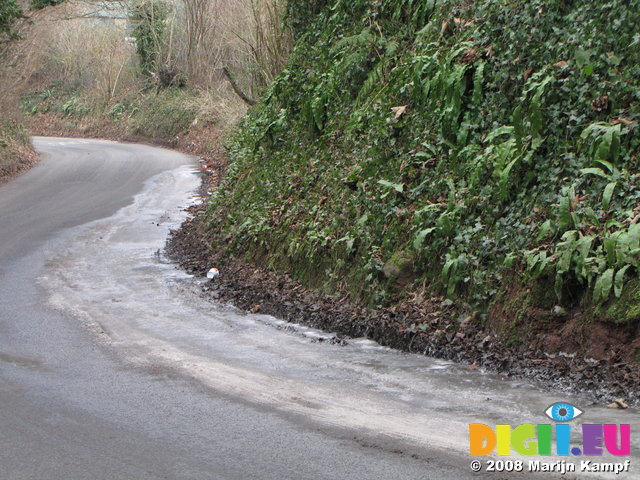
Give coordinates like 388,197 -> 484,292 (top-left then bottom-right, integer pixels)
0,0 -> 37,182
201,0 -> 640,360
4,0 -> 640,371
16,0 -> 287,142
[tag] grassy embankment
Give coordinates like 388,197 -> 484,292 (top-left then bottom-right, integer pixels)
0,0 -> 37,181
203,0 -> 640,358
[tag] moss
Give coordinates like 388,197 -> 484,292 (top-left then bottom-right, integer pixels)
383,250 -> 412,281
596,278 -> 640,325
490,286 -> 535,347
530,273 -> 558,310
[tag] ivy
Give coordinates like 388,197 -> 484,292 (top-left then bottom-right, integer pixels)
206,0 -> 640,308
0,0 -> 21,41
130,0 -> 169,76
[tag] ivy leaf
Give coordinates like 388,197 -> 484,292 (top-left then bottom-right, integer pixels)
378,179 -> 405,193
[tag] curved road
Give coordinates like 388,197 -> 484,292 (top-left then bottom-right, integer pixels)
0,137 -> 636,479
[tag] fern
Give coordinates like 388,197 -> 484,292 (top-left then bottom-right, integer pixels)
356,60 -> 387,106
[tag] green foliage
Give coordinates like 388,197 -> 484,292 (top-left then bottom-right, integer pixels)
30,0 -> 65,9
129,89 -> 196,138
131,0 -> 169,75
284,0 -> 330,39
20,86 -> 195,140
0,0 -> 21,41
206,0 -> 640,308
61,96 -> 89,118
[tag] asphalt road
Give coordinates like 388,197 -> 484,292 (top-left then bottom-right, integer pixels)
0,138 -> 468,480
0,137 -> 636,480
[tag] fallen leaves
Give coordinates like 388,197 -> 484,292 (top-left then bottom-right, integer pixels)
611,116 -> 635,127
607,398 -> 629,409
460,47 -> 480,64
391,105 -> 408,120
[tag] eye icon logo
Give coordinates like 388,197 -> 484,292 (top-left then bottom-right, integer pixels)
545,402 -> 583,422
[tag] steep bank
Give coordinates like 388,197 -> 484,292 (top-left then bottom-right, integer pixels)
0,0 -> 38,183
183,0 -> 640,393
0,121 -> 37,184
167,177 -> 640,405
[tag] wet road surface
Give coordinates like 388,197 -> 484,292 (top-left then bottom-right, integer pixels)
0,137 -> 637,479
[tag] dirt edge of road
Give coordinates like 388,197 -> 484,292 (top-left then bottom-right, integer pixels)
25,127 -> 640,406
166,175 -> 640,408
0,140 -> 39,186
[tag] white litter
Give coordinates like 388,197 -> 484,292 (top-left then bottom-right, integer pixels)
207,268 -> 220,279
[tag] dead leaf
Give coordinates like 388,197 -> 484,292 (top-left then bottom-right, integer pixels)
460,47 -> 479,64
524,67 -> 533,82
611,116 -> 635,127
607,398 -> 629,409
554,60 -> 569,68
453,17 -> 474,27
572,194 -> 587,210
391,105 -> 408,120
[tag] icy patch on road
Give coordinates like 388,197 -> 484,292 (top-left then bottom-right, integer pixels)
38,165 -> 640,473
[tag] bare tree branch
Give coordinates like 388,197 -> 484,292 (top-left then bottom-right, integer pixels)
223,65 -> 256,106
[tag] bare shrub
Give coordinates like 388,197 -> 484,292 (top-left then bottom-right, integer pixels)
1,0 -> 291,137
43,18 -> 137,100
169,0 -> 290,94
